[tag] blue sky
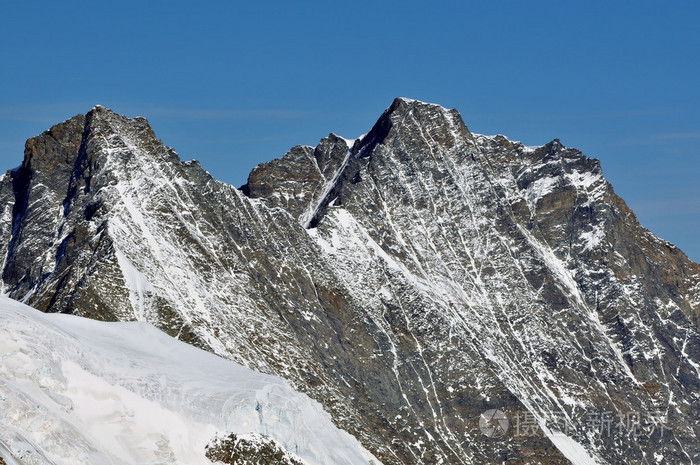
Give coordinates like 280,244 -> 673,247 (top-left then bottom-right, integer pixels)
1,1 -> 699,260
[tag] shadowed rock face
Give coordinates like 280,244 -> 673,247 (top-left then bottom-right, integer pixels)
2,98 -> 700,464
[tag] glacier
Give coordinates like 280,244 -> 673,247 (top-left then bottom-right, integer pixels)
0,296 -> 379,465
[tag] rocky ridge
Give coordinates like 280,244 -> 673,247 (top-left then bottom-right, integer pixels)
1,98 -> 700,464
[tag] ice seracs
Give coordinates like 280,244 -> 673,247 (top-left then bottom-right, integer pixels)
0,296 -> 380,465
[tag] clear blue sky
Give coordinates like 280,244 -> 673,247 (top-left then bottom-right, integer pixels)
1,1 -> 699,261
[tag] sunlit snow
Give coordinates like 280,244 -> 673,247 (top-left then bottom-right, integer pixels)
0,296 -> 379,465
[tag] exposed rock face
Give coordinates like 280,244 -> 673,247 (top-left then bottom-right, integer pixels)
206,433 -> 306,465
2,98 -> 700,464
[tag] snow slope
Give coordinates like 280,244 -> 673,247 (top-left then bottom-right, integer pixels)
0,296 -> 380,465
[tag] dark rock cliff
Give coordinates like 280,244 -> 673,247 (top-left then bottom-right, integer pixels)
2,98 -> 699,464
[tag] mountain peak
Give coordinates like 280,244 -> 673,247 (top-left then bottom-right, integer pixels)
3,99 -> 700,465
355,97 -> 470,156
18,106 -> 166,186
392,96 -> 446,108
384,96 -> 457,120
244,98 -> 476,226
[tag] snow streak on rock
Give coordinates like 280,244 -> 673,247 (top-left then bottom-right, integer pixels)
1,98 -> 700,464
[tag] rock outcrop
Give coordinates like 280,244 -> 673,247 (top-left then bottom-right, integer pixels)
2,98 -> 699,464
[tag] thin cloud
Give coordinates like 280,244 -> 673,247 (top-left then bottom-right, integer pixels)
465,109 -> 677,123
615,131 -> 700,147
131,106 -> 311,121
0,103 -> 312,123
654,131 -> 700,141
629,197 -> 700,218
0,103 -> 92,124
157,134 -> 293,144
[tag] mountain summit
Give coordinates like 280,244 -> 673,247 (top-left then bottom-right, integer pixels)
1,99 -> 699,464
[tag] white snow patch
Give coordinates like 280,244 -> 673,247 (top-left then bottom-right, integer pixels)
302,148 -> 353,228
525,176 -> 559,211
378,286 -> 393,301
543,427 -> 603,465
337,135 -> 360,150
0,296 -> 381,465
471,133 -> 542,152
396,97 -> 419,104
568,171 -> 602,190
113,246 -> 155,321
579,227 -> 605,252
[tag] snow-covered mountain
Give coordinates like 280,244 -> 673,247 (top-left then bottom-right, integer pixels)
1,98 -> 699,464
0,295 -> 379,465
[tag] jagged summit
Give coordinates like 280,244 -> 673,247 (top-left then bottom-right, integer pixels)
356,97 -> 470,152
243,97 -> 474,227
392,96 -> 450,109
1,99 -> 700,464
18,106 -> 168,181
